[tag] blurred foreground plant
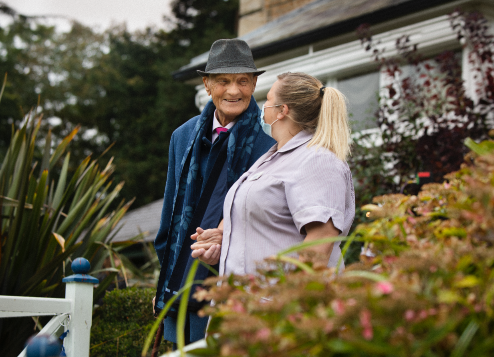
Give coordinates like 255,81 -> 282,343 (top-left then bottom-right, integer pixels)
0,109 -> 135,356
190,137 -> 494,357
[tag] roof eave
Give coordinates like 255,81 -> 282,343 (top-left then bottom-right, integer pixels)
172,0 -> 456,81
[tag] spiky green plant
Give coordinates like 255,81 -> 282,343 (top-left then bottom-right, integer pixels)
0,108 -> 135,356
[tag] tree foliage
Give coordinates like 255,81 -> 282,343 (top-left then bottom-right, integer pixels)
0,1 -> 238,355
166,0 -> 239,56
0,16 -> 53,156
0,0 -> 239,208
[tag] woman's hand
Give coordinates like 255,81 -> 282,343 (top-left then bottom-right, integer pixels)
191,244 -> 221,265
190,226 -> 223,265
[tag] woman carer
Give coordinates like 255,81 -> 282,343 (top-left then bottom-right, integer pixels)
191,72 -> 355,273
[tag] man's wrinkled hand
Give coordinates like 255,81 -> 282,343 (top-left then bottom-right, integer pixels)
191,227 -> 223,251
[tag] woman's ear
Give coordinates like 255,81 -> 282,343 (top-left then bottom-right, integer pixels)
277,104 -> 289,120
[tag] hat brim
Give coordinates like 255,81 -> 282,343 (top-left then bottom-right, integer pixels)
197,67 -> 265,77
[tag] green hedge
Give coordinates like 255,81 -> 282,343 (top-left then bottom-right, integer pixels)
90,287 -> 171,357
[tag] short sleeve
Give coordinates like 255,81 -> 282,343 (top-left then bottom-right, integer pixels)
285,150 -> 349,235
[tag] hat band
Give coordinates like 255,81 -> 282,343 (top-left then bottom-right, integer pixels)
206,61 -> 257,72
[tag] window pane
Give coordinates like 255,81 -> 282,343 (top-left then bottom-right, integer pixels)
337,72 -> 379,132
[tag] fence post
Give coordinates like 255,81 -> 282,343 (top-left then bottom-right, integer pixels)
62,258 -> 98,357
25,335 -> 61,357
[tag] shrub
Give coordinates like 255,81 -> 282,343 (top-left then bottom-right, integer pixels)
354,10 -> 493,190
346,10 -> 494,264
192,138 -> 494,356
90,287 -> 171,357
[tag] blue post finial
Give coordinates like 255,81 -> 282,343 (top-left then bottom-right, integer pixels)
26,335 -> 61,357
71,257 -> 91,274
62,257 -> 99,284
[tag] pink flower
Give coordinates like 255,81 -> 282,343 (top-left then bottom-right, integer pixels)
287,313 -> 302,323
324,321 -> 334,333
384,256 -> 398,264
331,299 -> 346,315
444,182 -> 451,189
231,300 -> 245,313
418,310 -> 428,320
360,309 -> 373,340
363,327 -> 373,340
376,281 -> 394,294
360,309 -> 371,326
404,310 -> 415,321
255,328 -> 271,341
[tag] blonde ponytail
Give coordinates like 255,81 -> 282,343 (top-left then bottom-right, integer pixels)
276,72 -> 352,161
308,87 -> 351,161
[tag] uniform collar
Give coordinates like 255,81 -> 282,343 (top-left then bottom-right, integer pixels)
277,130 -> 313,153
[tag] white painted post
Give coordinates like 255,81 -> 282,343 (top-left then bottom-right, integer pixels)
61,258 -> 98,357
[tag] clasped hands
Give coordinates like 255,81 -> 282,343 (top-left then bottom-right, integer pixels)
152,226 -> 222,316
190,227 -> 222,265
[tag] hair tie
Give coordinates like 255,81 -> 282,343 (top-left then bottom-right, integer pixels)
320,86 -> 326,97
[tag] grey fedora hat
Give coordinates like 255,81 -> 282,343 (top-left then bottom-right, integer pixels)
197,39 -> 265,76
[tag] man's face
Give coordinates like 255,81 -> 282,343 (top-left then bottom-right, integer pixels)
203,73 -> 258,125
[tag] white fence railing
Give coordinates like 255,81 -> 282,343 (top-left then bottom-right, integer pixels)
0,258 -> 98,357
162,339 -> 208,357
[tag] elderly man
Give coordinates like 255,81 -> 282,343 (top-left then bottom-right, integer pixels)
153,39 -> 274,345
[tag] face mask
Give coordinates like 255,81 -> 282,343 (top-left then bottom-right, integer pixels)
260,104 -> 282,138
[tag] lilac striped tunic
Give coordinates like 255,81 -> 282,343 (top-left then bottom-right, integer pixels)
219,130 -> 355,276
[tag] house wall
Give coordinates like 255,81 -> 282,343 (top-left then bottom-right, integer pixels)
196,1 -> 494,133
238,0 -> 316,36
197,14 -> 461,109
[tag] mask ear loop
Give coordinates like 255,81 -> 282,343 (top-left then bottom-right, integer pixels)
273,103 -> 286,125
279,104 -> 292,122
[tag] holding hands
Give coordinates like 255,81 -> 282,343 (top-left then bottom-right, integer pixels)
190,225 -> 223,265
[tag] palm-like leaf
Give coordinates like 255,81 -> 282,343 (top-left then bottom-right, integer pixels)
0,110 -> 135,356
